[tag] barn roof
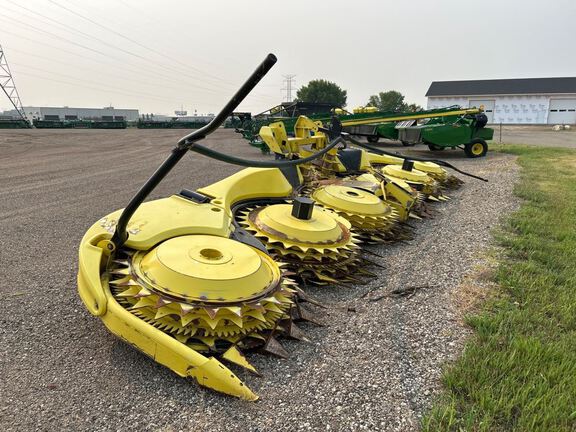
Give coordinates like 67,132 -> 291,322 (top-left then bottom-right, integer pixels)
426,77 -> 576,97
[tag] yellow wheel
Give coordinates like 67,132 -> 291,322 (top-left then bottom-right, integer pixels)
464,139 -> 488,158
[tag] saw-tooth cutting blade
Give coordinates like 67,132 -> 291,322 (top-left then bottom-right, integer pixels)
223,306 -> 243,317
262,336 -> 289,358
116,286 -> 141,297
180,313 -> 197,327
131,297 -> 156,309
264,302 -> 284,314
110,267 -> 130,276
295,288 -> 327,308
225,314 -> 244,328
263,296 -> 282,305
203,307 -> 219,319
244,309 -> 267,322
134,287 -> 152,298
222,346 -> 259,375
179,303 -> 195,315
294,304 -> 323,326
154,305 -> 175,319
285,321 -> 310,342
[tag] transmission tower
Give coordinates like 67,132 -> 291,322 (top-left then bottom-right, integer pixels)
282,74 -> 296,102
0,44 -> 27,121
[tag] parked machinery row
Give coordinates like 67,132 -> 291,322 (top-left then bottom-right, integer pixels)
77,55 -> 485,400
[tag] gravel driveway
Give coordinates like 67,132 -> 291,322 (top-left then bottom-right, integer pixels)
0,129 -> 519,431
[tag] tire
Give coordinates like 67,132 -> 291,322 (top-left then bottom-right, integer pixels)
427,144 -> 445,151
367,135 -> 380,143
464,138 -> 488,158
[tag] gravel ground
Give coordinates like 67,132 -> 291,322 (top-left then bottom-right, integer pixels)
488,124 -> 576,148
0,129 -> 519,431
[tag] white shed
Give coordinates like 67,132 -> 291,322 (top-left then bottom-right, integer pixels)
426,77 -> 576,124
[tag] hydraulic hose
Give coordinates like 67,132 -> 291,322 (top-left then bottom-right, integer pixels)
112,54 -> 278,247
190,137 -> 344,168
177,54 -> 278,148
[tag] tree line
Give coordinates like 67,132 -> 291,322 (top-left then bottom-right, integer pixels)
295,79 -> 423,112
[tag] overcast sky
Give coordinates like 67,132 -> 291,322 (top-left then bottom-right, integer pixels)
1,0 -> 575,115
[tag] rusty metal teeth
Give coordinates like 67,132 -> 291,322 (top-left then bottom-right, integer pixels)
109,262 -> 296,353
106,249 -> 324,379
237,204 -> 374,286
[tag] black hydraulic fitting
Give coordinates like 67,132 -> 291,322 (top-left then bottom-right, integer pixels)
291,197 -> 315,220
402,159 -> 414,171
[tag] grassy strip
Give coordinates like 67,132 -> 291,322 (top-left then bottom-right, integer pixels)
423,145 -> 576,431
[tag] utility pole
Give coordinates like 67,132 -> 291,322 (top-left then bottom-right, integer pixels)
0,44 -> 27,122
282,74 -> 296,102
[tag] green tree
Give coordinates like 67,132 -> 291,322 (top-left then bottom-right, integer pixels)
367,90 -> 406,112
406,102 -> 423,112
295,79 -> 347,107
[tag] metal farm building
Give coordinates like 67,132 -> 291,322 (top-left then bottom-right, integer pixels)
426,77 -> 576,124
1,106 -> 140,122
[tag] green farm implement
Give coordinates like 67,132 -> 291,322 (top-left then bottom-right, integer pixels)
235,101 -> 339,152
0,118 -> 31,128
32,119 -> 128,129
240,104 -> 494,158
341,105 -> 493,157
137,119 -> 211,129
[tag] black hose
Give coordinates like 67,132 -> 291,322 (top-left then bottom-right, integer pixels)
112,53 -> 278,248
177,53 -> 277,148
343,135 -> 488,182
190,137 -> 344,168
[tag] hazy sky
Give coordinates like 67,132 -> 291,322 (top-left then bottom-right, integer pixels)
1,0 -> 575,115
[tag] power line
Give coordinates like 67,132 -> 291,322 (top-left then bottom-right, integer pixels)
40,0 -> 284,102
0,3 -> 213,87
45,0 -> 237,87
5,47 -> 221,99
282,74 -> 296,102
12,69 -> 182,104
2,1 -> 244,92
0,13 -> 228,95
0,15 -> 279,105
11,62 -> 187,104
0,7 -> 280,111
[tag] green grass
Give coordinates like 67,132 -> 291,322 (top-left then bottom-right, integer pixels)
423,145 -> 576,432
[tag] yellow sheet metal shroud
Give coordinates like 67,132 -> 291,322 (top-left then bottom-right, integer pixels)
78,168 -> 306,401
